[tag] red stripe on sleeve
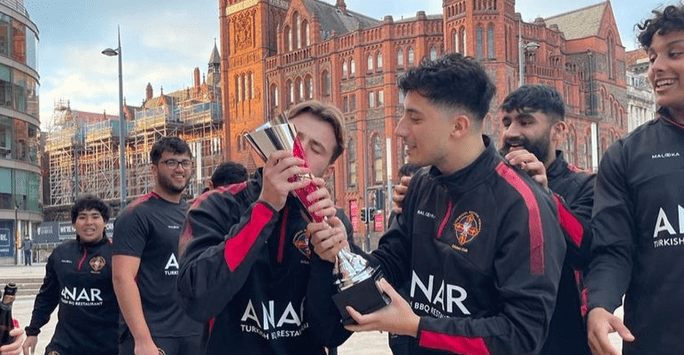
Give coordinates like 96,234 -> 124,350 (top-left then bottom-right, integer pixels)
495,162 -> 545,275
178,221 -> 194,257
224,202 -> 274,270
420,331 -> 491,355
552,194 -> 584,247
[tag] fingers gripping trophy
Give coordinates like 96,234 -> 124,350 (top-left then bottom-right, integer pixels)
245,114 -> 390,325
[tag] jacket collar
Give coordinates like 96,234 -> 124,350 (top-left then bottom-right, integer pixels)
430,135 -> 503,192
545,150 -> 567,181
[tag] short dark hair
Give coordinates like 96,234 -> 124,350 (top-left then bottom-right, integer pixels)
71,194 -> 110,224
398,163 -> 420,178
398,53 -> 495,121
287,100 -> 347,164
211,161 -> 248,188
638,4 -> 684,48
501,84 -> 565,122
150,136 -> 193,165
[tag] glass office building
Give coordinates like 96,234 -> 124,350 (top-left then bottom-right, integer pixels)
0,0 -> 40,263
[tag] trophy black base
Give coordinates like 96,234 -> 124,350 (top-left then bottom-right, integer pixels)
333,276 -> 391,325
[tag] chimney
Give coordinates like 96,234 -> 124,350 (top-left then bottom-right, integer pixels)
194,67 -> 201,88
336,0 -> 346,14
145,82 -> 153,101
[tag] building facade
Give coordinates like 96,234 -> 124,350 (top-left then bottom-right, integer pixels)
0,0 -> 40,264
217,0 -> 628,247
626,49 -> 655,132
43,46 -> 224,222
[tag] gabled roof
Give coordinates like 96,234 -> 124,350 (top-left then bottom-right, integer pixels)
301,0 -> 380,39
545,2 -> 606,40
72,110 -> 117,124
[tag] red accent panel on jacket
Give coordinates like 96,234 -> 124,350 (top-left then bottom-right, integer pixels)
224,202 -> 274,271
495,162 -> 545,275
437,199 -> 453,239
178,222 -> 193,258
420,331 -> 491,355
208,317 -> 215,333
552,194 -> 584,247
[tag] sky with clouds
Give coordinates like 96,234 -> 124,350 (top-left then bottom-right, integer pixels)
25,0 -> 663,129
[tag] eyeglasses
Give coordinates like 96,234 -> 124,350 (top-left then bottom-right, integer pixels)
159,159 -> 194,169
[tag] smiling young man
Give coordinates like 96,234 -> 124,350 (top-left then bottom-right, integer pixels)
113,137 -> 202,355
500,84 -> 595,355
309,53 -> 566,355
23,195 -> 119,355
586,5 -> 684,355
177,100 -> 353,355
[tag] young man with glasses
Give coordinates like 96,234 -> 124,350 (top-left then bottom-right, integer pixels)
113,136 -> 203,355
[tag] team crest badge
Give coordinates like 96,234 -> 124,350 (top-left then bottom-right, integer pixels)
47,351 -> 60,355
89,256 -> 106,274
453,211 -> 482,248
293,229 -> 311,259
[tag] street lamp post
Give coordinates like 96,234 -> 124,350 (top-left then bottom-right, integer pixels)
13,203 -> 17,265
518,18 -> 539,87
102,26 -> 127,209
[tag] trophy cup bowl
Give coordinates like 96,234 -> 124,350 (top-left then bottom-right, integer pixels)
244,119 -> 390,325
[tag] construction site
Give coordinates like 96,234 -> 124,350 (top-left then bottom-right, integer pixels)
43,69 -> 224,221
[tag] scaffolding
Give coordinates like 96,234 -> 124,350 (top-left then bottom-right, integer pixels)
44,93 -> 223,217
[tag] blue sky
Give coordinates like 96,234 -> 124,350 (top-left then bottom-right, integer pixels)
25,0 -> 661,129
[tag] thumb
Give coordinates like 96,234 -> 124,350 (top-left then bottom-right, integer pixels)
610,317 -> 634,342
379,278 -> 398,298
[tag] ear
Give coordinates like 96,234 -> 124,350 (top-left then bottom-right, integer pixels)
322,165 -> 334,180
451,113 -> 472,139
550,120 -> 567,147
151,163 -> 159,180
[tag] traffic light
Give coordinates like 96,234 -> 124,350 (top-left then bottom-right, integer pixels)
359,208 -> 376,223
375,189 -> 385,210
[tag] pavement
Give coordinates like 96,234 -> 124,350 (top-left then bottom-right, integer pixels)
1,263 -> 391,355
1,264 -> 623,354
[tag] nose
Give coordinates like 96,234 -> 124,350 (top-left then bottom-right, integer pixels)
503,121 -> 522,138
394,116 -> 407,138
649,55 -> 665,76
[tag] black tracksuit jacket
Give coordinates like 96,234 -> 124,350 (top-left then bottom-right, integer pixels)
371,138 -> 566,355
587,116 -> 684,355
25,236 -> 118,355
177,171 -> 352,355
539,150 -> 595,355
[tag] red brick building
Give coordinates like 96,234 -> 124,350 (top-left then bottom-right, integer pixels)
218,0 -> 627,244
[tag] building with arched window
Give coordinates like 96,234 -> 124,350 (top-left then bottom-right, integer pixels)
0,0 -> 40,264
218,0 -> 627,245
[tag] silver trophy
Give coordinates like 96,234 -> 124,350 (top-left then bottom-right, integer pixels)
244,116 -> 390,325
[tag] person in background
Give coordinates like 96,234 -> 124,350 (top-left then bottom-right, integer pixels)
22,236 -> 32,266
586,4 -> 684,355
23,195 -> 119,355
500,84 -> 595,355
209,161 -> 248,189
177,100 -> 352,355
309,53 -> 566,355
112,137 -> 202,355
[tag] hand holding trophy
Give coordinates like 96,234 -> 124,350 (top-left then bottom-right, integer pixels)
245,114 -> 390,325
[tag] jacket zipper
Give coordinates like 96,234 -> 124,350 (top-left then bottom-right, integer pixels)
77,247 -> 88,270
437,199 -> 453,239
277,207 -> 289,263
